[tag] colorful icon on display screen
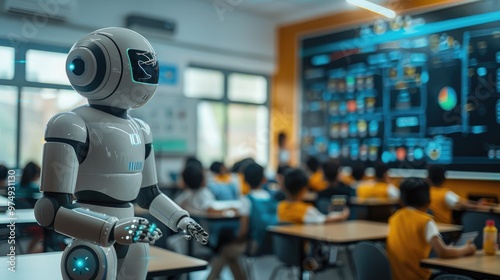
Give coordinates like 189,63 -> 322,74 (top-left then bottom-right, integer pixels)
347,100 -> 357,113
330,124 -> 340,138
438,86 -> 457,111
360,144 -> 368,161
396,147 -> 407,161
381,151 -> 391,163
349,122 -> 358,137
414,147 -> 424,160
358,120 -> 367,137
329,142 -> 340,158
366,97 -> 376,112
369,146 -> 378,161
340,123 -> 349,138
330,102 -> 339,115
369,120 -> 378,136
427,141 -> 442,160
339,101 -> 347,115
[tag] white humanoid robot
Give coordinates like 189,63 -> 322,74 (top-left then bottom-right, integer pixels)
34,27 -> 208,280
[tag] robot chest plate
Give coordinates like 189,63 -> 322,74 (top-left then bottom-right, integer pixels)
83,120 -> 145,173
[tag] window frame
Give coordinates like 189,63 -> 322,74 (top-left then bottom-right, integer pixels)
0,38 -> 72,168
186,64 -> 271,166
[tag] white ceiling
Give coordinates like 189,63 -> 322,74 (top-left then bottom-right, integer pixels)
201,0 -> 388,24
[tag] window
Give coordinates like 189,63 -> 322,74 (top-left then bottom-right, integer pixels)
197,102 -> 226,166
228,73 -> 267,103
0,46 -> 15,80
20,88 -> 85,165
184,68 -> 224,99
227,104 -> 268,164
185,66 -> 269,167
26,50 -> 70,85
0,86 -> 18,167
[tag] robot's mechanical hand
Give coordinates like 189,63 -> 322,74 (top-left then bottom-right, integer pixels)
177,217 -> 209,245
114,217 -> 163,245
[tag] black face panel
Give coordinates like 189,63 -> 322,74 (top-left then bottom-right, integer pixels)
127,49 -> 159,84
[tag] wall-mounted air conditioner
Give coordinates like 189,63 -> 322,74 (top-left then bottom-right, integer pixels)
3,0 -> 77,22
125,14 -> 176,38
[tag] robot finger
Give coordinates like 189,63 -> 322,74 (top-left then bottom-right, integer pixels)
138,219 -> 150,226
155,228 -> 163,238
195,233 -> 208,245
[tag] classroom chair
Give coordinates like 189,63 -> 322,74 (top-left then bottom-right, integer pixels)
461,211 -> 500,249
433,274 -> 474,280
270,234 -> 304,280
352,241 -> 392,280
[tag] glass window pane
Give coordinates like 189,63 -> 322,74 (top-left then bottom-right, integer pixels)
227,104 -> 268,166
20,88 -> 86,166
197,101 -> 226,167
228,73 -> 267,103
26,50 -> 70,85
185,68 -> 224,99
0,46 -> 15,80
0,86 -> 18,167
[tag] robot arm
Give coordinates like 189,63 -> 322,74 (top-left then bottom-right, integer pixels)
135,119 -> 208,244
34,113 -> 159,247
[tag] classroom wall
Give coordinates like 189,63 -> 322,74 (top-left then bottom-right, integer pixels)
270,0 -> 500,199
0,0 -> 277,184
0,0 -> 276,74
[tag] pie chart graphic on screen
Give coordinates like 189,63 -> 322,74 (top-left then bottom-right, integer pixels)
438,86 -> 457,111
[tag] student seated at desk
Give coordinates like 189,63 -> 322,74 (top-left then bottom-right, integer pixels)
278,168 -> 349,224
305,155 -> 328,192
427,165 -> 464,224
241,162 -> 278,254
16,162 -> 41,209
0,164 -> 8,196
174,163 -> 247,280
356,162 -> 399,199
349,162 -> 366,193
231,157 -> 255,196
207,161 -> 239,201
387,178 -> 476,280
317,160 -> 354,199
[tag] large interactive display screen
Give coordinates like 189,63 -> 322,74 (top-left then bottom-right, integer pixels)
300,0 -> 500,174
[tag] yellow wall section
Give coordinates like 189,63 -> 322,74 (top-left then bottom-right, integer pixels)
270,0 -> 500,199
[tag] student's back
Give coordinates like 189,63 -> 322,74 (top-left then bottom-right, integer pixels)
387,207 -> 434,280
387,178 -> 475,280
356,162 -> 399,199
247,191 -> 277,254
318,160 -> 354,199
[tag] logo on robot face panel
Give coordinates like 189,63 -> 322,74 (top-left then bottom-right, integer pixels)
127,49 -> 159,85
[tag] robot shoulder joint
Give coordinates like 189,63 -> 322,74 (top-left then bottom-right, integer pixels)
45,112 -> 87,143
134,118 -> 153,143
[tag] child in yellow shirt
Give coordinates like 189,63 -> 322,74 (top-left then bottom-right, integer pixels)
357,162 -> 399,199
305,156 -> 328,192
278,168 -> 349,224
387,178 -> 476,280
427,165 -> 463,224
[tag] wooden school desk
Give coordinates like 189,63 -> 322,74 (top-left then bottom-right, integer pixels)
0,246 -> 208,279
268,220 -> 462,280
268,220 -> 462,244
421,251 -> 500,279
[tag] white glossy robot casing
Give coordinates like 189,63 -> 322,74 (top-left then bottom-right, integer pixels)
66,27 -> 158,109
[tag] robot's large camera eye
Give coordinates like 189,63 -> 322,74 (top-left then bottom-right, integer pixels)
69,58 -> 85,76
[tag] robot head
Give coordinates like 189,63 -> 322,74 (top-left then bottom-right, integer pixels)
66,27 -> 159,109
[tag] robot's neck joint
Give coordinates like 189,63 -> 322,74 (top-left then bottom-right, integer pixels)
90,104 -> 128,119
